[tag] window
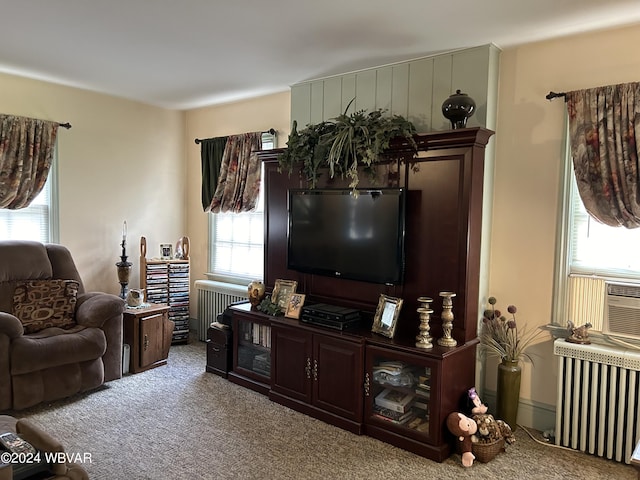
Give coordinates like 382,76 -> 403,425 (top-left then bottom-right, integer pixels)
569,176 -> 640,277
554,120 -> 640,331
207,132 -> 275,284
0,150 -> 58,243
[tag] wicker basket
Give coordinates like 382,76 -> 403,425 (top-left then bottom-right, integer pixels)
472,437 -> 505,463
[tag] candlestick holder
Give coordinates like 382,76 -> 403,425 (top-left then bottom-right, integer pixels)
415,296 -> 433,349
437,291 -> 457,347
116,240 -> 132,299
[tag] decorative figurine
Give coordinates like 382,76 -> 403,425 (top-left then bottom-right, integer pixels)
437,291 -> 457,347
566,320 -> 592,344
116,224 -> 132,299
442,90 -> 476,129
248,280 -> 266,307
415,296 -> 434,349
465,387 -> 488,416
126,288 -> 145,307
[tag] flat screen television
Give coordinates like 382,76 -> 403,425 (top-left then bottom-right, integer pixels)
287,188 -> 406,285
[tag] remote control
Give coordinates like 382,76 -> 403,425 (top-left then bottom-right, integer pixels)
0,432 -> 36,455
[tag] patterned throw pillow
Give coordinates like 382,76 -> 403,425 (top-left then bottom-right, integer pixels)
13,279 -> 80,334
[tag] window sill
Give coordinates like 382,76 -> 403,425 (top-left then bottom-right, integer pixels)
205,272 -> 262,286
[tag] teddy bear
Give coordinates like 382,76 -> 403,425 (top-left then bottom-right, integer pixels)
446,411 -> 478,467
473,413 -> 505,443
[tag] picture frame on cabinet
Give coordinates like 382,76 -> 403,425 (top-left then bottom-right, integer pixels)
160,243 -> 173,260
272,279 -> 297,309
372,294 -> 403,339
285,293 -> 306,319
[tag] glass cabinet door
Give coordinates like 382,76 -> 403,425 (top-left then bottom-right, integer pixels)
366,347 -> 435,441
235,315 -> 271,380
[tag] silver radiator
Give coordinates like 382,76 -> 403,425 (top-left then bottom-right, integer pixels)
554,339 -> 640,464
195,280 -> 247,341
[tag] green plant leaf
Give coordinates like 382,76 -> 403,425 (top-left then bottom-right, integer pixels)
279,105 -> 417,191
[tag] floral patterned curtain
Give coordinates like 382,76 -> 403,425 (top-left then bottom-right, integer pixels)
208,132 -> 262,213
566,82 -> 640,228
0,115 -> 60,209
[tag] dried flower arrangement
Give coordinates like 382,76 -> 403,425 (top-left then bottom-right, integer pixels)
480,297 -> 544,364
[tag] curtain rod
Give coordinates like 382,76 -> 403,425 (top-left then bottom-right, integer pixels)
546,91 -> 567,101
58,122 -> 72,129
194,128 -> 276,144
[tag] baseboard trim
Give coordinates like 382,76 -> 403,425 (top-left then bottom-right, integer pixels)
482,390 -> 556,432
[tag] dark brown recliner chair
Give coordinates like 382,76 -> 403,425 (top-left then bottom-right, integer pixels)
0,415 -> 89,480
0,241 -> 124,411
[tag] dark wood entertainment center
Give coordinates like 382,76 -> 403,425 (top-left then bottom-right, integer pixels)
227,127 -> 494,462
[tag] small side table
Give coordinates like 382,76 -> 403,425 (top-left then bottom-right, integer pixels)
123,303 -> 173,374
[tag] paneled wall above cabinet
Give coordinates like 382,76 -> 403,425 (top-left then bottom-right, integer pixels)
290,44 -> 500,134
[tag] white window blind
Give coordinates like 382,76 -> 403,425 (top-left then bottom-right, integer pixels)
569,174 -> 640,278
208,131 -> 274,283
0,150 -> 57,243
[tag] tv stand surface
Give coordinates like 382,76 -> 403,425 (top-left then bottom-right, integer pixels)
228,302 -> 478,462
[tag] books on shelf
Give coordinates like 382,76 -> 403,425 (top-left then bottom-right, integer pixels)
372,405 -> 415,425
413,399 -> 429,412
251,324 -> 271,348
375,388 -> 415,413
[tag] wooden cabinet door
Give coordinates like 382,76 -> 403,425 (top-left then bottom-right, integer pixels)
271,325 -> 312,403
313,334 -> 363,422
140,312 -> 164,368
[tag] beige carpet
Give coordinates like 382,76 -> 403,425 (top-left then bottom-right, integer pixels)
7,339 -> 637,480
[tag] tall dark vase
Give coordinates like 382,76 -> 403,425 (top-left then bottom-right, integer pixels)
441,89 -> 476,129
496,359 -> 521,431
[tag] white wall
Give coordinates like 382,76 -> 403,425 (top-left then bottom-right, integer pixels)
0,72 -> 185,295
489,22 -> 640,428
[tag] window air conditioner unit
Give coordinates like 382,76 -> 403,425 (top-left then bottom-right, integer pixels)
604,281 -> 640,340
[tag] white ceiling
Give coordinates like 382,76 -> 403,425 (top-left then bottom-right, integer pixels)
1,0 -> 639,110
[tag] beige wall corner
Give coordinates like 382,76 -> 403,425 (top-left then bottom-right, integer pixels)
490,22 -> 640,419
0,72 -> 185,296
185,91 -> 291,303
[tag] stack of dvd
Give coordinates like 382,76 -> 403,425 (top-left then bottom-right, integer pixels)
145,263 -> 169,303
168,262 -> 190,342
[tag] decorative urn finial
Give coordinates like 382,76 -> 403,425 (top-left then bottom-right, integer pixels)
442,90 -> 476,129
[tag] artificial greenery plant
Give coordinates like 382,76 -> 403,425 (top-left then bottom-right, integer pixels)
278,101 -> 417,190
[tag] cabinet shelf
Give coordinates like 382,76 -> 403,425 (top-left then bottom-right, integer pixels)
368,356 -> 433,441
229,309 -> 272,395
140,236 -> 190,344
229,302 -> 478,462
